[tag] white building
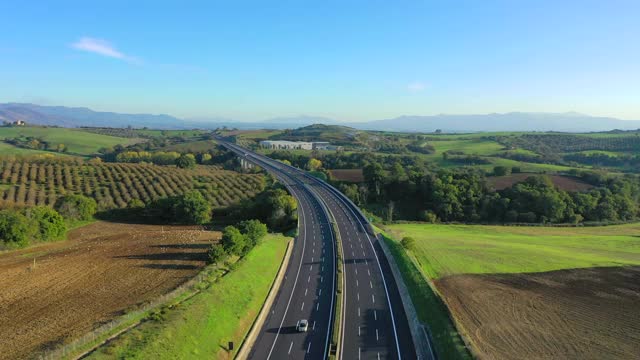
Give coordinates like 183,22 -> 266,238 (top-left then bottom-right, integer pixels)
259,140 -> 313,150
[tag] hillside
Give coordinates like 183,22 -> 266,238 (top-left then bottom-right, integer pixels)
0,126 -> 143,156
270,124 -> 360,144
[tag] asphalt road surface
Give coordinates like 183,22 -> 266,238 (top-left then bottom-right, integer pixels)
219,140 -> 418,360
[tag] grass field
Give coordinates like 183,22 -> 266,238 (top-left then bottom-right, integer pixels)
87,233 -> 290,360
0,127 -> 142,156
384,223 -> 640,278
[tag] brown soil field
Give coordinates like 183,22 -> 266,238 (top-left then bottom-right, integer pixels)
436,266 -> 640,359
328,168 -> 364,182
488,173 -> 594,191
0,221 -> 220,360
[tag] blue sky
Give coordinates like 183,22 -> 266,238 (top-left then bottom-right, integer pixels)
1,0 -> 638,121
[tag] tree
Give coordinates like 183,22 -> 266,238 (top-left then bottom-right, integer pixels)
221,226 -> 247,256
238,219 -> 268,250
307,158 -> 322,171
176,153 -> 196,169
199,153 -> 212,164
55,194 -> 97,221
0,210 -> 30,248
25,206 -> 66,242
401,236 -> 416,251
174,190 -> 211,224
208,244 -> 228,264
493,166 -> 511,176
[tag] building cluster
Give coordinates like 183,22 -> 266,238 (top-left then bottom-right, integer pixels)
258,140 -> 341,151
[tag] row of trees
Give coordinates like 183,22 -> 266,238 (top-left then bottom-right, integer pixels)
5,137 -> 67,153
341,160 -> 640,224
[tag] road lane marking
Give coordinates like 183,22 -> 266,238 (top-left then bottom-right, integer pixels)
358,325 -> 361,336
316,302 -> 320,311
313,321 -> 316,330
370,281 -> 373,289
376,329 -> 379,342
301,302 -> 305,311
357,292 -> 360,301
305,288 -> 308,296
374,310 -> 377,320
307,342 -> 312,354
358,307 -> 360,316
372,294 -> 375,304
288,341 -> 294,354
356,279 -> 359,287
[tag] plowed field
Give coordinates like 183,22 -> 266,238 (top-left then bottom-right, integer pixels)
437,266 -> 640,360
0,221 -> 219,360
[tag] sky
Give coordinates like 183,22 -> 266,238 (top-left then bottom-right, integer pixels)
1,0 -> 639,121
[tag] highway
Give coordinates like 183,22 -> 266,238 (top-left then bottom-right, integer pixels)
219,139 -> 419,360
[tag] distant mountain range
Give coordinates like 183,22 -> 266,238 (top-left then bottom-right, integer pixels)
1,103 -> 639,133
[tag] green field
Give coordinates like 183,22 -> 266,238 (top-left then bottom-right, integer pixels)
384,223 -> 640,278
87,233 -> 290,359
0,127 -> 142,156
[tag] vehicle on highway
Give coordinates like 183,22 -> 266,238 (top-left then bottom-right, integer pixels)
296,319 -> 309,332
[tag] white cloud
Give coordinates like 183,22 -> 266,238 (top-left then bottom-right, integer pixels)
407,81 -> 426,92
71,37 -> 141,64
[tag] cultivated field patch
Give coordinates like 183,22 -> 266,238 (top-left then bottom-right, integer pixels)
0,221 -> 219,360
437,266 -> 640,359
383,223 -> 640,359
487,173 -> 594,191
328,168 -> 364,182
0,159 -> 264,210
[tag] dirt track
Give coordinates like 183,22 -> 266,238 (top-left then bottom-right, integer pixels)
0,221 -> 219,360
437,266 -> 640,359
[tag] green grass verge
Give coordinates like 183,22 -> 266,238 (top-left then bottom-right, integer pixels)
377,229 -> 472,360
384,223 -> 640,279
86,233 -> 289,360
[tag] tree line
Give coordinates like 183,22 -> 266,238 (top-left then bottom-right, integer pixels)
339,160 -> 640,225
0,194 -> 96,249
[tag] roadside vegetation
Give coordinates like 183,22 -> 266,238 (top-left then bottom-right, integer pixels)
86,232 -> 289,360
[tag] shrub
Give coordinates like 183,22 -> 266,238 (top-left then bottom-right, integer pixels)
493,166 -> 511,176
401,236 -> 416,251
55,194 -> 97,221
176,154 -> 196,169
238,219 -> 268,249
208,244 -> 229,264
25,206 -> 67,242
221,226 -> 247,256
0,210 -> 30,248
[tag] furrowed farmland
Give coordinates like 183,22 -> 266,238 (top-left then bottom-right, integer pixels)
0,159 -> 264,210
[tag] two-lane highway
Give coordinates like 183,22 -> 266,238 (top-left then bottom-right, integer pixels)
220,139 -> 422,359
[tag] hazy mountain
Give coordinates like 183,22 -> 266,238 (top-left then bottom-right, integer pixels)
2,103 -> 639,133
354,112 -> 640,133
0,103 -> 187,129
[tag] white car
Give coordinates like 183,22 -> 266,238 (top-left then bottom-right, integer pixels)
296,319 -> 309,332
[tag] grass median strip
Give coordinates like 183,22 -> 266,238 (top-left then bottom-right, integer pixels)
86,233 -> 289,360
